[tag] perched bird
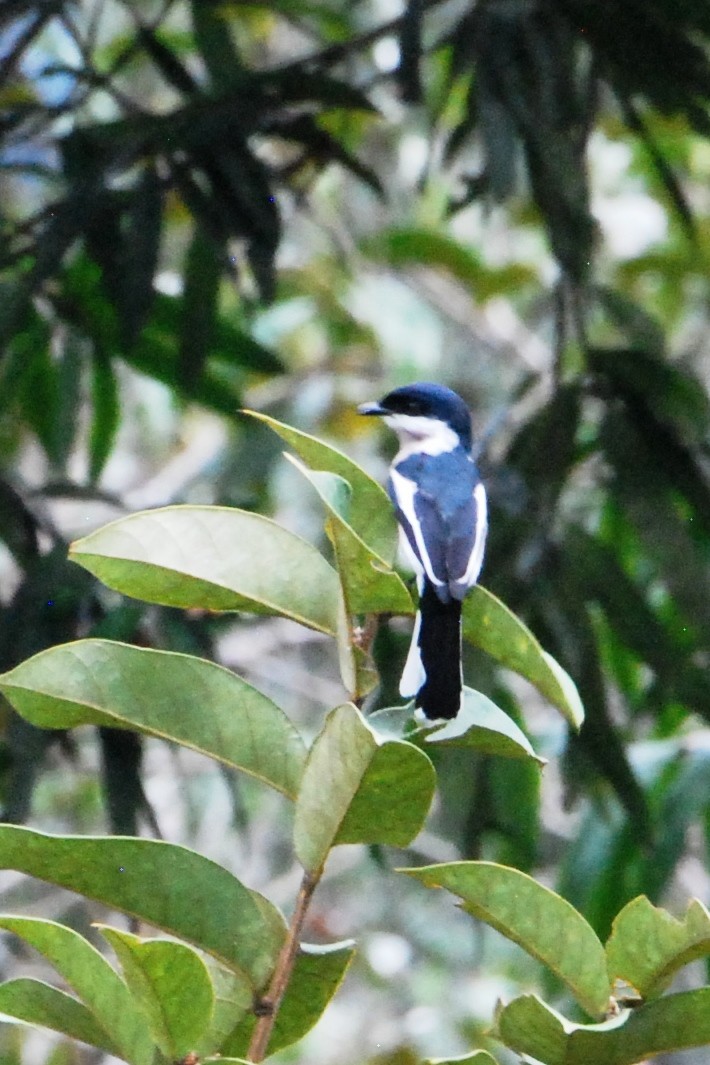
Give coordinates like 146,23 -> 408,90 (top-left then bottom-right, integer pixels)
359,382 -> 487,719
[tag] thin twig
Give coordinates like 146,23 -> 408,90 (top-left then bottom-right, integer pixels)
275,0 -> 450,74
247,869 -> 319,1063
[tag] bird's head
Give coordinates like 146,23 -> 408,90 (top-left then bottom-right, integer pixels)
358,382 -> 472,454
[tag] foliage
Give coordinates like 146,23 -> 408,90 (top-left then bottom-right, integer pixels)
2,426 -> 709,1064
4,0 -> 710,1062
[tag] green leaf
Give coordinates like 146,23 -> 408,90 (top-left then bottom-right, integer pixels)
88,349 -> 120,483
590,344 -> 710,448
18,343 -> 60,464
365,227 -> 535,299
405,862 -> 611,1018
69,505 -> 343,635
286,458 -> 412,615
294,704 -> 435,874
196,961 -> 252,1055
0,638 -> 306,798
493,994 -> 581,1065
118,164 -> 163,347
245,411 -> 397,563
179,226 -> 222,392
221,940 -> 355,1057
0,917 -> 153,1065
0,826 -> 284,987
192,0 -> 244,90
463,586 -> 584,729
0,979 -> 121,1057
496,989 -> 710,1065
99,927 -> 214,1060
606,896 -> 710,1000
602,410 -> 710,643
421,686 -> 544,763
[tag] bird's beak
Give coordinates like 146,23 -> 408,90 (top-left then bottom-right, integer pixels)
358,401 -> 387,416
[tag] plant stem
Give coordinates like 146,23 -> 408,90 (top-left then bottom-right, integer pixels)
247,869 -> 320,1063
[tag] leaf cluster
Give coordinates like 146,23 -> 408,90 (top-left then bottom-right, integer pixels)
0,419 -> 578,1063
0,422 -> 709,1064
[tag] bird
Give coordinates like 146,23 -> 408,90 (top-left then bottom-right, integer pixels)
359,382 -> 487,720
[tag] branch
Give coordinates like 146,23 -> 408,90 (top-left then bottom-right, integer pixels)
247,869 -> 319,1063
276,0 -> 450,74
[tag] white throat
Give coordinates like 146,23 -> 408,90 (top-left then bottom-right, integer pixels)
384,413 -> 460,458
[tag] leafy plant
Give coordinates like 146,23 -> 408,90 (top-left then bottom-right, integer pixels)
0,419 -> 708,1064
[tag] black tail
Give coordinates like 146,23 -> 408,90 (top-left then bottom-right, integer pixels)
415,581 -> 462,719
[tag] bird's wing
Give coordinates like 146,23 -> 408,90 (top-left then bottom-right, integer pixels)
447,481 -> 488,598
388,466 -> 448,593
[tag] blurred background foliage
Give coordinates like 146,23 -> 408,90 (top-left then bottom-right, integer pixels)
3,0 -> 710,1062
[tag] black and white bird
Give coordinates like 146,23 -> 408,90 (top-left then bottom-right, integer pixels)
359,382 -> 487,720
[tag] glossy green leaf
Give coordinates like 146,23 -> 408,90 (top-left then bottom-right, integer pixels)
0,917 -> 153,1065
0,638 -> 306,798
294,704 -> 435,873
606,896 -> 710,1000
100,927 -> 214,1059
421,687 -> 544,763
0,826 -> 284,987
405,862 -> 611,1018
222,940 -> 355,1057
245,411 -> 397,563
0,979 -> 121,1057
286,458 -> 412,615
496,989 -> 710,1065
463,586 -> 584,729
69,505 -> 343,635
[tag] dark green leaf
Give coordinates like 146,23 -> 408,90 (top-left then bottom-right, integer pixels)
463,586 -> 584,728
0,917 -> 153,1065
287,460 -> 412,616
294,704 -> 435,874
179,226 -> 223,392
405,862 -> 611,1018
119,165 -> 163,347
99,928 -> 214,1060
590,343 -> 710,446
88,349 -> 120,483
69,505 -> 344,635
221,941 -> 355,1057
0,826 -> 284,987
191,0 -> 244,91
365,227 -> 535,298
0,638 -> 306,798
0,979 -> 121,1057
606,896 -> 710,1000
497,988 -> 710,1064
248,411 -> 398,563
